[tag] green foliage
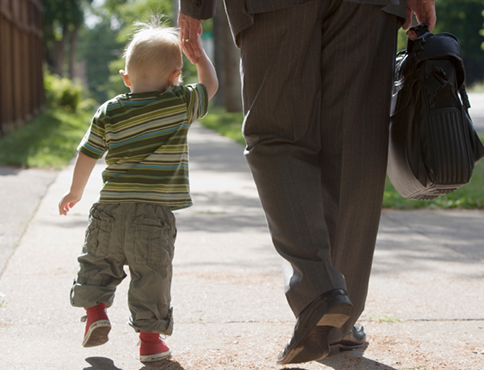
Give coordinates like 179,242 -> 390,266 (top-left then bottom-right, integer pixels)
100,59 -> 130,100
110,0 -> 175,43
80,0 -> 178,102
469,80 -> 484,92
200,106 -> 245,146
434,0 -> 484,84
0,109 -> 91,169
44,69 -> 83,112
396,1 -> 484,84
397,28 -> 409,52
43,0 -> 93,74
371,316 -> 403,323
43,0 -> 91,41
77,15 -> 125,102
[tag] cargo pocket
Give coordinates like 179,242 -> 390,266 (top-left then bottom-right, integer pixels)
84,209 -> 114,257
134,216 -> 174,267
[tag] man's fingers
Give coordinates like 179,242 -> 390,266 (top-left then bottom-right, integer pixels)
181,35 -> 202,64
406,30 -> 418,41
402,0 -> 436,32
402,8 -> 412,30
178,12 -> 204,64
183,42 -> 199,64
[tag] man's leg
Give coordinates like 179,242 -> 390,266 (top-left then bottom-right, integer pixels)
239,0 -> 347,317
316,3 -> 402,340
239,0 -> 401,332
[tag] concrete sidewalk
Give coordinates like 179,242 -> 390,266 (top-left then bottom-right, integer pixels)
468,92 -> 484,134
0,123 -> 483,370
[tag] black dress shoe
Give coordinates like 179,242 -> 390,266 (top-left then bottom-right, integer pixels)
329,323 -> 366,350
277,289 -> 353,365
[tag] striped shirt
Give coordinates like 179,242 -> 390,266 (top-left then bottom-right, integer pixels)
78,83 -> 208,210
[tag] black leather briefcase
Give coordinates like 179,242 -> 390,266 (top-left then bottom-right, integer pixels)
388,24 -> 484,200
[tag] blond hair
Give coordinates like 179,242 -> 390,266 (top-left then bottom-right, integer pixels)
124,17 -> 182,83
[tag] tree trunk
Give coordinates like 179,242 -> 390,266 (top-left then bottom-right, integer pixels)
68,25 -> 79,80
213,3 -> 225,107
223,32 -> 241,112
53,24 -> 69,76
213,2 -> 241,112
173,0 -> 179,26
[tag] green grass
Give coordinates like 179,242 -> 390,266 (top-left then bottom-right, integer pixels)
4,106 -> 483,209
371,315 -> 404,323
200,106 -> 245,146
469,81 -> 484,93
202,107 -> 484,209
0,109 -> 91,170
382,158 -> 484,209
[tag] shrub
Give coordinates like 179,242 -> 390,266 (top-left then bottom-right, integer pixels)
44,69 -> 83,112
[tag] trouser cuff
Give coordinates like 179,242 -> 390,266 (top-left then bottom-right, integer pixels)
129,307 -> 174,336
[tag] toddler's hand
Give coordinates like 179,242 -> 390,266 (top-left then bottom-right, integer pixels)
58,192 -> 81,215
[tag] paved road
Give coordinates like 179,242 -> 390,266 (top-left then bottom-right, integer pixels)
0,166 -> 57,276
0,123 -> 483,369
0,93 -> 483,278
469,92 -> 484,133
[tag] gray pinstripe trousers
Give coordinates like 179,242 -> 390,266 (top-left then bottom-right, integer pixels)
239,0 -> 401,339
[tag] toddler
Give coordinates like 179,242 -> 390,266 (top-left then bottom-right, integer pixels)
58,19 -> 217,363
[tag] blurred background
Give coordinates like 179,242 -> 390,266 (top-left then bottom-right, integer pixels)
0,0 -> 244,137
2,0 -> 484,137
0,0 -> 483,209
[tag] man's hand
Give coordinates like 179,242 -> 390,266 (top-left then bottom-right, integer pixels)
403,0 -> 437,40
178,12 -> 203,64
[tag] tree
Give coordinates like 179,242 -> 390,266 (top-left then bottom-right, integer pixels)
43,0 -> 92,78
434,0 -> 484,84
77,0 -> 174,101
76,15 -> 125,102
213,1 -> 242,112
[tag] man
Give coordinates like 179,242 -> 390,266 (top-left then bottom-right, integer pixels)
178,0 -> 436,365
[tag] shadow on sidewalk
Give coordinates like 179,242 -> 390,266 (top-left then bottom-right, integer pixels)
139,359 -> 186,370
281,360 -> 396,370
317,347 -> 397,370
83,357 -> 186,370
83,357 -> 122,370
318,358 -> 397,370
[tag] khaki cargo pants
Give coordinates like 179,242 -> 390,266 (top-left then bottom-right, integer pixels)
70,202 -> 176,335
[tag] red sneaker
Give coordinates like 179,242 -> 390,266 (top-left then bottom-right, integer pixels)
81,302 -> 111,347
139,331 -> 172,363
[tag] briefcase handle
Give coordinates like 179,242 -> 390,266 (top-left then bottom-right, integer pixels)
407,24 -> 433,52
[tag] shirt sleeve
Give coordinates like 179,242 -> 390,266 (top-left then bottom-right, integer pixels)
179,0 -> 216,20
184,83 -> 209,123
77,106 -> 108,159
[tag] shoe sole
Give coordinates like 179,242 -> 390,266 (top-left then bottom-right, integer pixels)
317,301 -> 353,327
140,350 -> 172,363
330,340 -> 367,351
82,320 -> 111,348
277,296 -> 353,365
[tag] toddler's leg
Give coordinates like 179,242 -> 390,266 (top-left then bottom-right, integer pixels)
125,204 -> 176,335
139,331 -> 171,363
70,203 -> 126,346
82,302 -> 111,347
124,204 -> 176,362
71,203 -> 126,308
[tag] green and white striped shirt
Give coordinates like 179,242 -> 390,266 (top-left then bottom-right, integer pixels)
78,83 -> 208,210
